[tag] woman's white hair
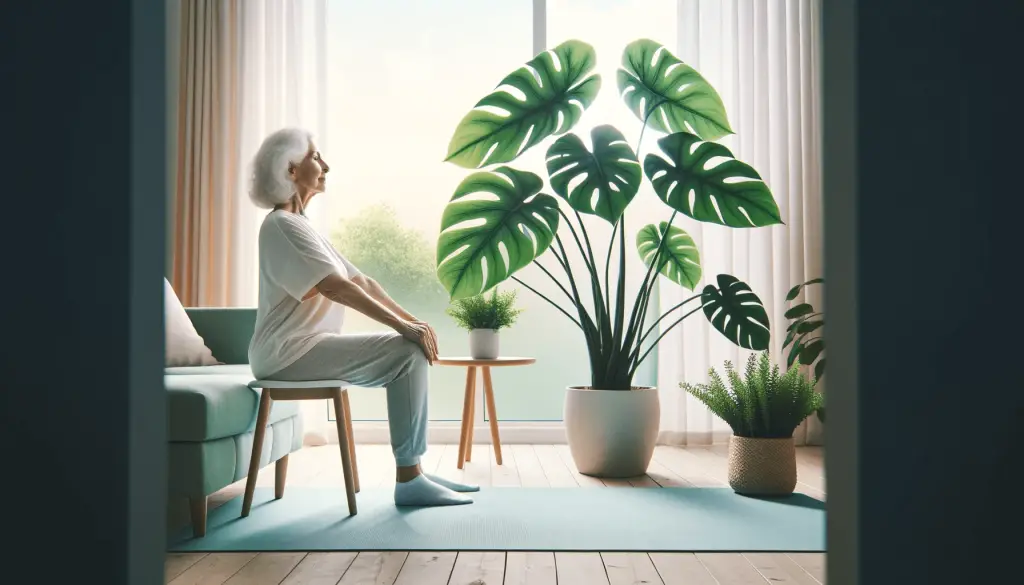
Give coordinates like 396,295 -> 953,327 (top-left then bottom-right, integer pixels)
249,128 -> 314,209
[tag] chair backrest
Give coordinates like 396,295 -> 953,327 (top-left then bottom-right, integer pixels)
184,307 -> 257,365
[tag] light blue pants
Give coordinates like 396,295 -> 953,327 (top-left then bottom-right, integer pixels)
271,332 -> 428,467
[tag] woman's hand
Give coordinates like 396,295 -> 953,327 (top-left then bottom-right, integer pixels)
413,320 -> 440,357
397,320 -> 438,363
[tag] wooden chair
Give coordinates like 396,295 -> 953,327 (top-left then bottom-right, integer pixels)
242,380 -> 360,517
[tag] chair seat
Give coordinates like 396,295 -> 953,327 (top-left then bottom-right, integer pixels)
249,379 -> 348,389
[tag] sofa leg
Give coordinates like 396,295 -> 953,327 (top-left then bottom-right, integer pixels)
242,389 -> 273,518
189,496 -> 207,538
275,454 -> 289,499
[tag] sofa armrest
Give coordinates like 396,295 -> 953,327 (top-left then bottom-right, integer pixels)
185,307 -> 256,365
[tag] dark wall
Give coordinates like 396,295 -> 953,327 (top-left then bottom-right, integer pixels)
824,1 -> 1023,584
2,1 -> 167,584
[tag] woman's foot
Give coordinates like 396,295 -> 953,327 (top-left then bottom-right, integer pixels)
423,473 -> 480,493
394,475 -> 473,507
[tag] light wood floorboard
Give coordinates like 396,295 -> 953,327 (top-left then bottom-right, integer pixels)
168,443 -> 826,584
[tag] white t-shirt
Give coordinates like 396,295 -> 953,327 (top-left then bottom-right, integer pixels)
248,210 -> 362,379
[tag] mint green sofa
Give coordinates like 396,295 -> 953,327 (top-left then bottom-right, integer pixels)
166,308 -> 303,537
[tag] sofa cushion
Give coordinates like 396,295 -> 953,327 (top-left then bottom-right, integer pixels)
166,371 -> 300,442
164,278 -> 220,367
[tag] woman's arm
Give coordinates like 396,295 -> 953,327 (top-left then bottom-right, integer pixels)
350,274 -> 441,356
350,274 -> 417,321
315,272 -> 437,361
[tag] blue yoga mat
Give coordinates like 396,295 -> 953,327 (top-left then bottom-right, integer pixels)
170,487 -> 825,552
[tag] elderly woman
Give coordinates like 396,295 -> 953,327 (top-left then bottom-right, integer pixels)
246,128 -> 475,507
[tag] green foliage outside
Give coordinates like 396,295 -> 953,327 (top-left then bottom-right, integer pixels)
680,353 -> 823,439
445,288 -> 523,331
331,203 -> 448,311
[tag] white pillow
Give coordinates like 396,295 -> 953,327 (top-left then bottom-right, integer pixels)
164,278 -> 219,367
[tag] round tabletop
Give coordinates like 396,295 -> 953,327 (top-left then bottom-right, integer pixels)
433,357 -> 536,367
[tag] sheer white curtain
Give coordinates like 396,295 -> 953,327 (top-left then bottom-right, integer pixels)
657,0 -> 824,446
234,0 -> 331,307
168,0 -> 329,308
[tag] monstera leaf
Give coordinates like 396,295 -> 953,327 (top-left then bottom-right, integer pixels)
701,274 -> 771,350
645,132 -> 783,227
636,222 -> 701,290
444,40 -> 601,169
545,125 -> 641,224
436,166 -> 560,300
617,39 -> 732,141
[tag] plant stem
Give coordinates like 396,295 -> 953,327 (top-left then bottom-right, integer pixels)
608,211 -> 628,381
635,211 -> 680,338
633,292 -> 703,354
554,233 -> 595,332
558,208 -> 608,349
636,102 -> 662,155
604,219 -> 616,316
554,232 -> 602,367
610,107 -> 667,377
623,210 -> 678,361
574,210 -> 600,287
510,276 -> 582,329
531,259 -> 574,303
549,247 -> 569,272
558,208 -> 597,277
570,210 -> 610,346
630,303 -> 705,376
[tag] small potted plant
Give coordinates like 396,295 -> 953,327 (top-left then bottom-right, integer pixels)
680,352 -> 822,496
445,288 -> 523,359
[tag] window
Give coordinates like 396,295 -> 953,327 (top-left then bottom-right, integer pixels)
323,0 -> 675,422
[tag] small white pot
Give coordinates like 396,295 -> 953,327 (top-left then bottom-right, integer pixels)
563,386 -> 660,478
469,329 -> 500,359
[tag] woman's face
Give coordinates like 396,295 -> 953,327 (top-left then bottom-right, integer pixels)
289,142 -> 330,196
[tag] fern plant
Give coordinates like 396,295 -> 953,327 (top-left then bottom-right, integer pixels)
680,353 -> 823,439
445,288 -> 523,331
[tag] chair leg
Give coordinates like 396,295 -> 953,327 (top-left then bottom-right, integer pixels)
342,390 -> 360,493
189,496 -> 207,538
242,389 -> 273,518
275,454 -> 289,499
333,390 -> 358,515
482,367 -> 503,465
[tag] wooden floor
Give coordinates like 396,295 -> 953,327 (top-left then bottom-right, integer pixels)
166,443 -> 826,585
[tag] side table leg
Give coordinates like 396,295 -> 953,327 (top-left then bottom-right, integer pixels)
465,370 -> 476,462
457,366 -> 476,470
482,367 -> 503,465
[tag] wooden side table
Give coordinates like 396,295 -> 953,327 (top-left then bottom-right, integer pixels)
434,357 -> 536,469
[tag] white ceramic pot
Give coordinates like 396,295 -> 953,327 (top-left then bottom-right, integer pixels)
563,386 -> 660,478
469,329 -> 499,359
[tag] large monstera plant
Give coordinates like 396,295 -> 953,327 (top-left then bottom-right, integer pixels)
437,39 -> 783,390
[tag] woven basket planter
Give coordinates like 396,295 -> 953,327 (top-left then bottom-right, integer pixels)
727,436 -> 797,496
